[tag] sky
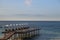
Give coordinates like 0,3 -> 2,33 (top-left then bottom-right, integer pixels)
0,0 -> 60,21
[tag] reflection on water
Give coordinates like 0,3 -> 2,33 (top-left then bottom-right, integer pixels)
24,35 -> 40,40
23,29 -> 60,40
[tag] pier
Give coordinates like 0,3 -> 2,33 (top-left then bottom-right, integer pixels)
0,24 -> 40,40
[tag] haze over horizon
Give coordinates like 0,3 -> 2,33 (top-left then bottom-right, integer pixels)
0,0 -> 60,21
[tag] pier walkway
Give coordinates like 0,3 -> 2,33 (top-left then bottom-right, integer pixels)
0,24 -> 40,40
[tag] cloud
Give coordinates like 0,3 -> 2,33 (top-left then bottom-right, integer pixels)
0,6 -> 60,21
14,14 -> 47,18
25,0 -> 32,6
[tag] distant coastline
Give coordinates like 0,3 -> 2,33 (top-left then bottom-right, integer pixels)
0,20 -> 59,22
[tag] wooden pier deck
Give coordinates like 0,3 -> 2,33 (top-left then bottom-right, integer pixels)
0,26 -> 40,40
0,32 -> 15,40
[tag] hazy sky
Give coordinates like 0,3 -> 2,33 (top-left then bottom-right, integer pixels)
0,0 -> 60,21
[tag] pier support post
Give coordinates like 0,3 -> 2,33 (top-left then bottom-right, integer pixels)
14,34 -> 17,40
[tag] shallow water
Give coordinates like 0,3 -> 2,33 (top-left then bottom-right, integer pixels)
0,21 -> 60,40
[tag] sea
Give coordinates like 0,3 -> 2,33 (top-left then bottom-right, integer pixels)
0,21 -> 60,40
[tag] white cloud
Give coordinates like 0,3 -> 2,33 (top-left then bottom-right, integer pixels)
25,0 -> 32,6
0,8 -> 60,21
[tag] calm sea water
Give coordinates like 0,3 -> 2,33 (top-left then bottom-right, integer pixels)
0,21 -> 60,40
